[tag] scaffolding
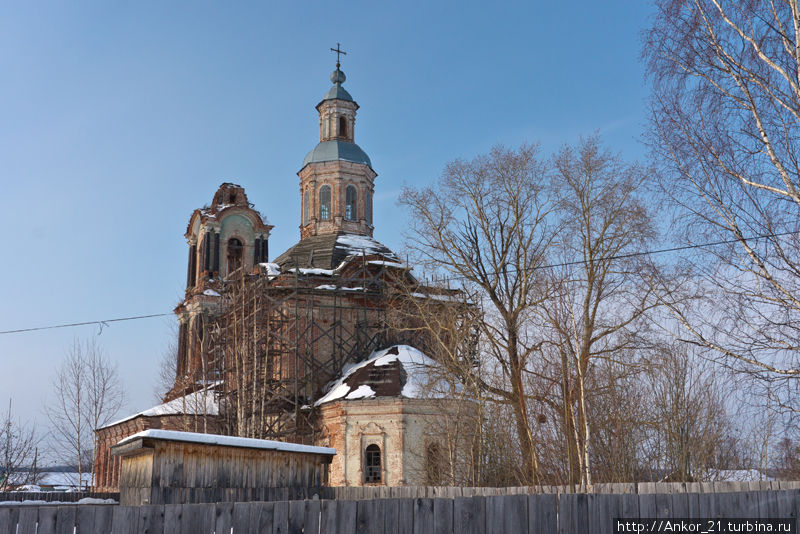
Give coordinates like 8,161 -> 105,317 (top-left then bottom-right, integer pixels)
207,254 -> 415,444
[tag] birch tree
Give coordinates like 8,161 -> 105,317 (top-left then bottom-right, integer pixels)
46,339 -> 124,489
645,0 -> 800,403
544,137 -> 661,487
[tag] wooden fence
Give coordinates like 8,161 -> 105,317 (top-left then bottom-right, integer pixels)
2,489 -> 798,533
322,480 -> 800,500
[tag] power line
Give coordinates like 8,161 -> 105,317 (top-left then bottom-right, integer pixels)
0,313 -> 172,336
2,229 -> 796,336
435,229 -> 800,281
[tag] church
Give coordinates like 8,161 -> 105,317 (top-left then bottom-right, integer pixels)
95,55 -> 467,491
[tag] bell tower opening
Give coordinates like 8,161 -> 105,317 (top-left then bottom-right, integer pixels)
227,238 -> 243,275
338,116 -> 348,139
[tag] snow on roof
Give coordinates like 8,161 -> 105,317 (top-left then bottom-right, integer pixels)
100,386 -> 219,429
367,260 -> 407,269
115,429 -> 335,456
314,345 -> 441,406
259,262 -> 281,277
287,267 -> 334,276
336,234 -> 399,259
38,471 -> 92,488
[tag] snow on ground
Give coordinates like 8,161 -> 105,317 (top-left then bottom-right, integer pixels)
315,345 -> 440,405
101,385 -> 219,429
0,498 -> 116,506
115,429 -> 336,456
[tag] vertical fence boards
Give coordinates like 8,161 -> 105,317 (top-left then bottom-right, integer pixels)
54,506 -> 75,534
453,496 -> 483,534
137,504 -> 164,534
558,493 -> 588,534
288,500 -> 305,534
16,507 -> 37,534
3,487 -> 800,533
433,498 -> 453,533
214,502 -> 233,534
336,500 -> 357,534
357,499 -> 383,534
303,499 -> 321,534
272,501 -> 288,534
36,506 -> 58,534
528,493 -> 557,534
413,498 -> 434,534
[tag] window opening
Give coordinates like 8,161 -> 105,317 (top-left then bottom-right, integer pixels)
319,185 -> 331,220
339,116 -> 347,138
304,190 -> 309,225
364,444 -> 382,483
345,185 -> 357,221
227,237 -> 243,275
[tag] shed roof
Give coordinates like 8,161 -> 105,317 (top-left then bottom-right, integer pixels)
114,429 -> 336,456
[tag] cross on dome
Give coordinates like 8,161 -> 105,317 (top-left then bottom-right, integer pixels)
330,43 -> 347,68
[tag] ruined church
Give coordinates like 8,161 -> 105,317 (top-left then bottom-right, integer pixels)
95,58 -> 463,491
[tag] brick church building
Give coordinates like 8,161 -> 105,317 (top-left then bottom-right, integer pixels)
95,58 -> 466,491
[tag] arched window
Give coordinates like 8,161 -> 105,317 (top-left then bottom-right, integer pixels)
303,190 -> 309,225
319,185 -> 331,220
227,237 -> 243,275
366,192 -> 373,225
345,185 -> 357,221
339,116 -> 347,139
364,444 -> 382,483
426,443 -> 444,485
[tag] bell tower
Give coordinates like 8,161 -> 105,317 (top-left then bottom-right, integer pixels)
298,46 -> 376,239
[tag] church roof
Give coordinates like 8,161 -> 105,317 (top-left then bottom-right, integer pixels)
314,345 -> 451,406
321,83 -> 353,103
274,232 -> 399,271
301,140 -> 372,170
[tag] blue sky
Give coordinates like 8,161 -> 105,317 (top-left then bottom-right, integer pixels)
0,1 -> 655,434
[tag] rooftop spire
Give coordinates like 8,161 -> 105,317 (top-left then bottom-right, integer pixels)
330,42 -> 347,69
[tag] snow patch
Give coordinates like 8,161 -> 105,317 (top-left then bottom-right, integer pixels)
259,262 -> 281,277
101,386 -> 219,429
0,498 -> 116,506
345,385 -> 376,400
368,260 -> 406,269
203,289 -> 221,297
314,345 -> 440,406
115,429 -> 336,456
288,267 -> 334,276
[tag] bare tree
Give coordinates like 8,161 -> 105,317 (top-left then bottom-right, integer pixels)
541,136 -> 661,487
645,0 -> 800,404
0,399 -> 38,491
643,344 -> 739,482
400,144 -> 556,484
46,338 -> 124,489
